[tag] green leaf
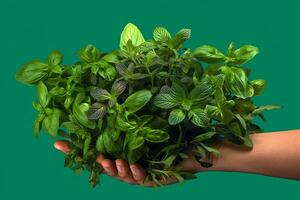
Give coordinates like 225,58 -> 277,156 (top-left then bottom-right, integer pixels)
73,93 -> 96,129
188,109 -> 209,127
78,44 -> 101,63
123,90 -> 152,113
153,93 -> 179,109
144,128 -> 169,143
220,66 -> 254,99
34,113 -> 45,137
88,103 -> 107,120
193,45 -> 226,63
229,45 -> 259,65
43,109 -> 61,136
192,131 -> 217,143
168,109 -> 185,125
83,136 -> 91,157
200,142 -> 221,156
96,134 -> 106,153
171,28 -> 191,48
170,81 -> 186,101
252,105 -> 281,115
250,79 -> 266,96
120,23 -> 145,50
189,80 -> 213,103
111,80 -> 127,96
127,132 -> 145,150
37,81 -> 49,107
91,88 -> 111,101
153,26 -> 171,42
101,52 -> 119,63
16,61 -> 49,84
48,50 -> 63,66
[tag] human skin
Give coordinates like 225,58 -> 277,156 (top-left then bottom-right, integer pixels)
54,129 -> 300,186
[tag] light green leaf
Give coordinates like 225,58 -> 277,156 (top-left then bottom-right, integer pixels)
120,23 -> 145,50
144,128 -> 169,143
188,108 -> 209,127
73,93 -> 96,129
123,90 -> 152,113
171,28 -> 191,48
37,81 -> 49,108
16,61 -> 49,84
193,45 -> 226,63
250,79 -> 266,96
252,105 -> 281,115
220,66 -> 254,99
229,45 -> 259,65
48,50 -> 63,66
153,93 -> 179,109
153,26 -> 171,42
43,109 -> 61,136
78,44 -> 101,63
168,109 -> 185,125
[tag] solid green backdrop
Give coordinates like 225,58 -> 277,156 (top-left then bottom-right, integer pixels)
0,0 -> 299,199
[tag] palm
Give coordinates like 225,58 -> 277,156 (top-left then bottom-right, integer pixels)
54,140 -> 200,186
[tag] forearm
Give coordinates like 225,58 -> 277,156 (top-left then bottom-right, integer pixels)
200,130 -> 300,180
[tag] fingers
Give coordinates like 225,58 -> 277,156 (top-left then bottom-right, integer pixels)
129,164 -> 147,183
54,140 -> 71,154
97,157 -> 118,176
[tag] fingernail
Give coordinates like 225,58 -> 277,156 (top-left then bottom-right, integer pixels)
116,164 -> 124,173
130,165 -> 138,176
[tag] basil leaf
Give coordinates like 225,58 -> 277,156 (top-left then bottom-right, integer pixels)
34,113 -> 45,137
123,90 -> 152,113
16,61 -> 49,84
78,44 -> 101,63
37,81 -> 49,108
168,109 -> 185,125
250,79 -> 266,96
144,128 -> 170,143
43,109 -> 61,136
73,93 -> 96,129
48,50 -> 63,66
193,45 -> 226,63
229,45 -> 259,65
221,66 -> 254,99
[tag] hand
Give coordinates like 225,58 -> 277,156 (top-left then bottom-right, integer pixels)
54,140 -> 202,187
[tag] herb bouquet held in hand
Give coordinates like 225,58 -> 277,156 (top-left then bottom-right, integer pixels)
16,23 -> 279,187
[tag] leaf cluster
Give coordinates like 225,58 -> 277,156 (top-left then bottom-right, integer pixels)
16,23 -> 280,187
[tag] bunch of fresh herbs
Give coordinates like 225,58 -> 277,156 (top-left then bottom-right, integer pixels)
16,23 -> 279,187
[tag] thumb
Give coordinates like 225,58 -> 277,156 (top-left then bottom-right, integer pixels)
54,140 -> 71,154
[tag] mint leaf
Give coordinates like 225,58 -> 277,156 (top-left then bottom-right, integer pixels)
120,23 -> 145,50
168,109 -> 185,125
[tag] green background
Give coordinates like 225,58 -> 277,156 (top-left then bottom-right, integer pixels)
1,0 -> 299,199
